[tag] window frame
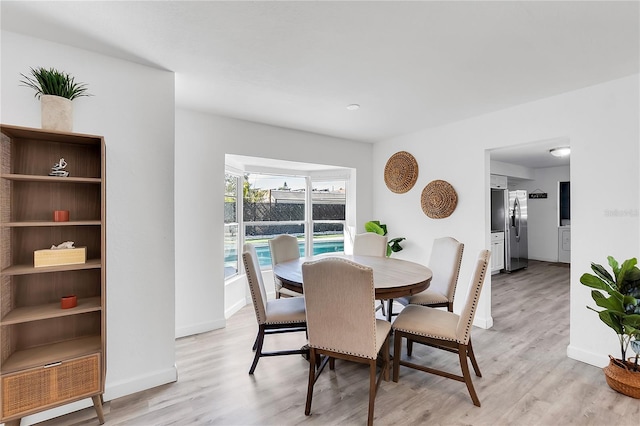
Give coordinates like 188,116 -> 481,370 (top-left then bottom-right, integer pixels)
224,170 -> 242,280
226,168 -> 349,276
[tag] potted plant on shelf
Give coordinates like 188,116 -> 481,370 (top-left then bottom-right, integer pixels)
580,256 -> 640,398
364,220 -> 405,257
20,66 -> 91,132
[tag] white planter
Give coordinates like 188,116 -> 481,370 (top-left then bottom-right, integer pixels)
41,95 -> 73,132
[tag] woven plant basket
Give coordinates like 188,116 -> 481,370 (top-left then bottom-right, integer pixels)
603,355 -> 640,399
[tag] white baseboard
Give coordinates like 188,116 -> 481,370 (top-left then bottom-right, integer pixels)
105,365 -> 178,401
567,344 -> 609,368
19,366 -> 178,426
175,318 -> 226,338
473,314 -> 493,329
20,399 -> 95,426
225,298 -> 247,319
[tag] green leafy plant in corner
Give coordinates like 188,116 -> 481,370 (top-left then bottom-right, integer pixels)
20,67 -> 91,100
364,220 -> 405,257
580,256 -> 640,371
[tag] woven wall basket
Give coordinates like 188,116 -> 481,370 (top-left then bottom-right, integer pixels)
603,356 -> 640,399
421,179 -> 458,219
384,151 -> 418,194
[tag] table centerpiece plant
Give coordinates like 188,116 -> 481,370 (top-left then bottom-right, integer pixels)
580,256 -> 640,398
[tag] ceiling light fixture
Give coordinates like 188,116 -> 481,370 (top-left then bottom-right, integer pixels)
549,146 -> 570,157
346,104 -> 360,111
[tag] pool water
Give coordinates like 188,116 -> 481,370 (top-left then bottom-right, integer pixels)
226,240 -> 344,269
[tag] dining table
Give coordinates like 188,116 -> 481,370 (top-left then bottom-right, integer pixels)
273,254 -> 432,322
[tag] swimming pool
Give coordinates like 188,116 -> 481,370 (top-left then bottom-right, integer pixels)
225,239 -> 344,270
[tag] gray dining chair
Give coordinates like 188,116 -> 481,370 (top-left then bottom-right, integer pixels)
391,249 -> 491,407
242,243 -> 308,374
302,257 -> 391,426
353,232 -> 388,315
269,234 -> 304,298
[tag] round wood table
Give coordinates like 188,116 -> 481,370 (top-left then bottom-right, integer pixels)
273,254 -> 432,321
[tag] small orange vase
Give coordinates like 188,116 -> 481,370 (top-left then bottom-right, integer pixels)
53,210 -> 69,222
61,295 -> 77,309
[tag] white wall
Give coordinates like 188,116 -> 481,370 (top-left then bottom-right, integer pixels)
1,31 -> 177,424
174,109 -> 374,337
374,74 -> 639,368
516,166 -> 570,262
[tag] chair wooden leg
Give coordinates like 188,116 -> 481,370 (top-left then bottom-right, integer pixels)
406,338 -> 413,356
467,338 -> 482,377
380,299 -> 386,317
386,299 -> 394,321
382,334 -> 390,382
393,331 -> 402,382
459,343 -> 481,407
329,356 -> 336,370
251,333 -> 259,351
368,359 -> 376,426
249,326 -> 265,374
305,348 -> 317,416
447,302 -> 454,312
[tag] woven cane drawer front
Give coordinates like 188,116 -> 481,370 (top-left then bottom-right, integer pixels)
1,353 -> 101,419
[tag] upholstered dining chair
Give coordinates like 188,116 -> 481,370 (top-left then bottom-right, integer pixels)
242,244 -> 308,374
301,257 -> 391,426
391,249 -> 491,407
269,234 -> 303,298
398,237 -> 464,315
353,232 -> 388,257
353,232 -> 388,315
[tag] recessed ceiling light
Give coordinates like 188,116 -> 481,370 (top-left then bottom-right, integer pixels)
549,146 -> 571,157
346,104 -> 360,111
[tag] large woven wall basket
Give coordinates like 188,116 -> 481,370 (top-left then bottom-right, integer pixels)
384,151 -> 418,194
421,179 -> 458,219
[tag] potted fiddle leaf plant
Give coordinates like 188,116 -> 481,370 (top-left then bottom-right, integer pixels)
580,256 -> 640,398
20,66 -> 91,132
364,220 -> 405,257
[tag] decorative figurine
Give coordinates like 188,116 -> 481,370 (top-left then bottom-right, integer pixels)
49,158 -> 70,177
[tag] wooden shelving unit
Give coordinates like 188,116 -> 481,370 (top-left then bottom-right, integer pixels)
0,124 -> 106,425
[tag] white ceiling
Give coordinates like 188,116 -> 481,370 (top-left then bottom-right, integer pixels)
2,1 -> 638,168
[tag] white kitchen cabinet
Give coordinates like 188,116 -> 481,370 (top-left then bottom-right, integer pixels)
558,226 -> 571,263
490,174 -> 508,189
491,232 -> 505,273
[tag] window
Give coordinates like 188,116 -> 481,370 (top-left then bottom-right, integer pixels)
224,173 -> 241,279
224,154 -> 352,280
311,179 -> 346,256
243,173 -> 307,268
240,172 -> 346,269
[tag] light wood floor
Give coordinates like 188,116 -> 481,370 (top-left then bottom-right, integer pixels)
37,260 -> 639,425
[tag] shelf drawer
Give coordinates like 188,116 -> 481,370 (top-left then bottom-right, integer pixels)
491,232 -> 504,242
1,353 -> 101,420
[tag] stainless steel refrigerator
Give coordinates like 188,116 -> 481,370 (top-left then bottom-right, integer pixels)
505,190 -> 528,272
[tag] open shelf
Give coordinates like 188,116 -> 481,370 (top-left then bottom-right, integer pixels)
0,173 -> 101,184
1,259 -> 102,276
1,220 -> 101,227
0,336 -> 102,374
1,297 -> 101,325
